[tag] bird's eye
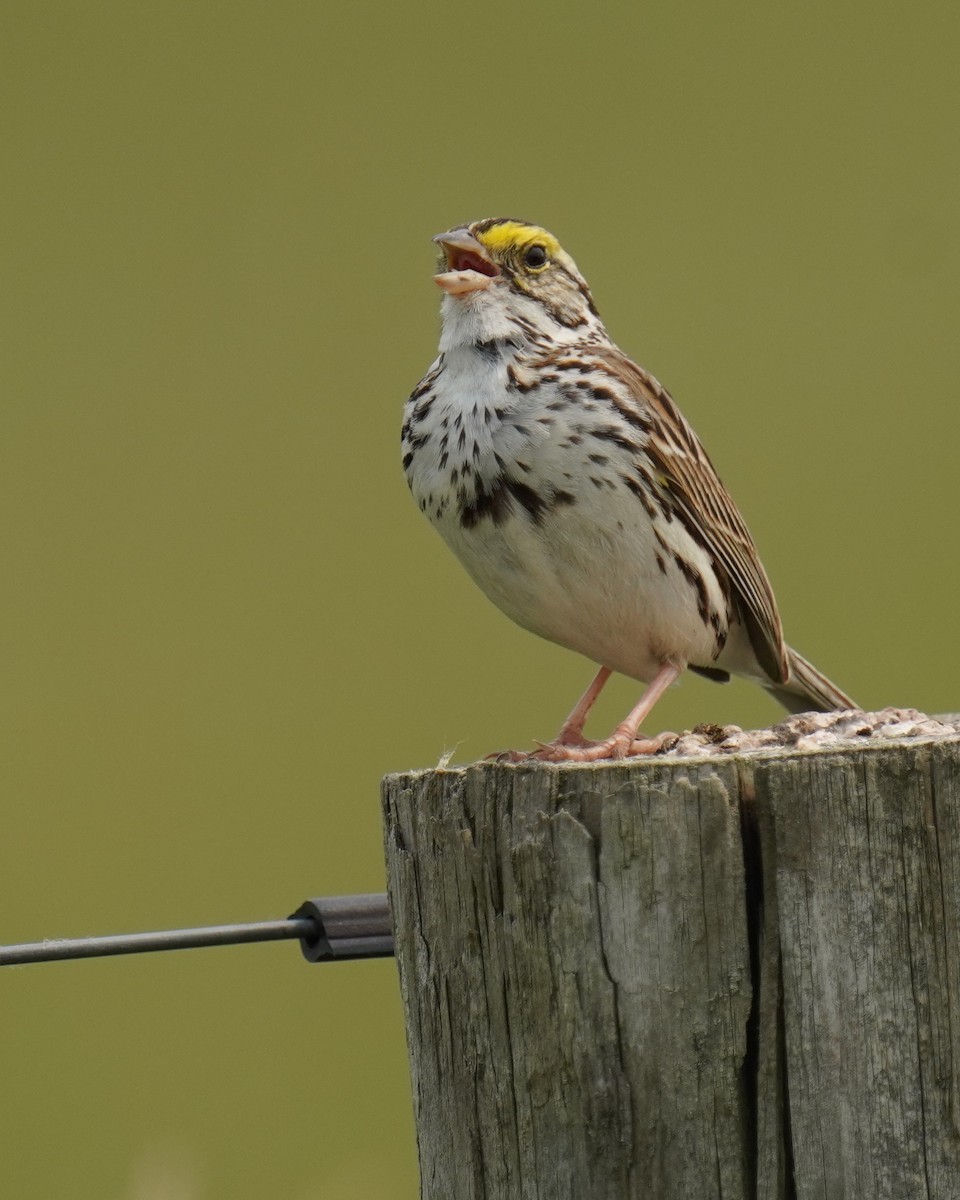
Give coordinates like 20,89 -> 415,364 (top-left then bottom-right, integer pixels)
523,244 -> 548,269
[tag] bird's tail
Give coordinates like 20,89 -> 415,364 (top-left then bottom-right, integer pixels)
764,645 -> 857,714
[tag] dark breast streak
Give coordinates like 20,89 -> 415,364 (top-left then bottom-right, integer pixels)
460,476 -> 575,529
404,345 -> 731,668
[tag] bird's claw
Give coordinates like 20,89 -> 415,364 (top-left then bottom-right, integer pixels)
527,729 -> 678,762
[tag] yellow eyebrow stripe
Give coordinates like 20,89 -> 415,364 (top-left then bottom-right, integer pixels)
475,222 -> 561,258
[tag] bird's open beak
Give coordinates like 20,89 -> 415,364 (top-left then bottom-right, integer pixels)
432,229 -> 500,295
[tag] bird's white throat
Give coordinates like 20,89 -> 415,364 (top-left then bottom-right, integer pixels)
437,289 -> 526,353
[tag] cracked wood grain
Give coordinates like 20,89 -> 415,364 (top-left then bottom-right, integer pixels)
752,738 -> 960,1199
382,730 -> 960,1199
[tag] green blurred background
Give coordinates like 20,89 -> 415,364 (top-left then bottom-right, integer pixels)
2,1 -> 956,1195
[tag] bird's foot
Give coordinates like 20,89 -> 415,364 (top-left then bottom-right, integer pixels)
530,728 -> 678,763
487,724 -> 600,763
547,726 -> 595,749
485,731 -> 609,762
484,662 -> 683,763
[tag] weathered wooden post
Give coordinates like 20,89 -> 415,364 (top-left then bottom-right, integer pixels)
382,710 -> 960,1200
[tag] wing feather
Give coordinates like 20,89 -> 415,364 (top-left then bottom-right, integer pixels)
591,345 -> 789,683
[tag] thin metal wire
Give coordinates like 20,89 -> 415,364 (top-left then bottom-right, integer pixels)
0,894 -> 394,967
0,919 -> 316,966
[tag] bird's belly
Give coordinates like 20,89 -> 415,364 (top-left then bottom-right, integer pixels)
433,487 -> 723,683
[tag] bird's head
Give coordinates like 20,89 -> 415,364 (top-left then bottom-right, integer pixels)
432,219 -> 602,345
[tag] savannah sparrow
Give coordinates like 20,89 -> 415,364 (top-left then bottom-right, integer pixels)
401,218 -> 856,761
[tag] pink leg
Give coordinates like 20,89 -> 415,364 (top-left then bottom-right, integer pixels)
485,665 -> 613,762
534,661 -> 683,762
552,665 -> 613,746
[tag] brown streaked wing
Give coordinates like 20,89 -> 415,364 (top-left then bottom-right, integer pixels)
590,344 -> 789,684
